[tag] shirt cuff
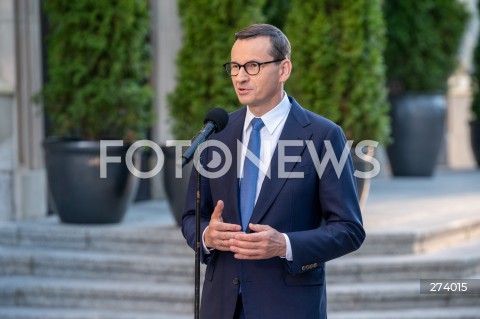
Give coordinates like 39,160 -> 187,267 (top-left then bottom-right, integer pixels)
202,226 -> 214,254
282,233 -> 293,261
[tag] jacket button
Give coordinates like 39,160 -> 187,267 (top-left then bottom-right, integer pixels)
232,278 -> 240,285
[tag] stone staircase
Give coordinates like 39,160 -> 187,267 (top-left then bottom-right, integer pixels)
328,235 -> 480,318
0,201 -> 197,319
0,188 -> 480,319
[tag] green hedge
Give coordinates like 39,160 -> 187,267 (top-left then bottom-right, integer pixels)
169,0 -> 265,140
39,0 -> 154,141
384,0 -> 469,94
262,0 -> 291,31
285,0 -> 390,144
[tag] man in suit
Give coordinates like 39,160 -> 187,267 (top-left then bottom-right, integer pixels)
182,23 -> 365,319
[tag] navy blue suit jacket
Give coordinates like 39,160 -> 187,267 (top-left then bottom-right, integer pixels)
182,96 -> 365,319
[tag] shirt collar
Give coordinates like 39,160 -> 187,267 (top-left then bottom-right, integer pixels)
244,92 -> 291,135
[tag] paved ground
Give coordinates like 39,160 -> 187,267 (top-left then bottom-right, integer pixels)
363,169 -> 480,233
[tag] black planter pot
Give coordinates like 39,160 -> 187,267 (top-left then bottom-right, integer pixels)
387,94 -> 446,177
134,149 -> 152,202
162,145 -> 193,226
471,120 -> 480,167
44,139 -> 140,224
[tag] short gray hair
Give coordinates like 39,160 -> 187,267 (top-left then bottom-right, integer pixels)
235,24 -> 291,60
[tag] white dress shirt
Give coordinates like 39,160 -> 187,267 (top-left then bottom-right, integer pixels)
239,92 -> 291,199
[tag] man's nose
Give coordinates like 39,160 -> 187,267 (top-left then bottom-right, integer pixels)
236,66 -> 249,81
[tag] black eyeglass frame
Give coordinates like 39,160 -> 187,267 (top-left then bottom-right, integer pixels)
223,59 -> 285,76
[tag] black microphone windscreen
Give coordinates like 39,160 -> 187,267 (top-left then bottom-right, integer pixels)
204,108 -> 229,133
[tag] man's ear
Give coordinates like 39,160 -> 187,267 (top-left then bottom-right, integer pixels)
279,59 -> 292,82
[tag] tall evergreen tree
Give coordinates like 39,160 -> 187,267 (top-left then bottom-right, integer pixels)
40,0 -> 153,141
384,0 -> 469,94
285,0 -> 389,144
262,0 -> 291,31
169,0 -> 265,139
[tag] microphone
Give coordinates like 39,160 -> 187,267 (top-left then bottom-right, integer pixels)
181,108 -> 229,167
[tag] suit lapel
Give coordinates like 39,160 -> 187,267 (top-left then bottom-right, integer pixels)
248,100 -> 312,229
217,108 -> 245,225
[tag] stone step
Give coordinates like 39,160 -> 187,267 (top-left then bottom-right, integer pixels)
327,280 -> 480,311
2,215 -> 479,257
2,239 -> 479,285
0,277 -> 194,314
0,222 -> 193,257
0,307 -> 192,319
329,238 -> 480,283
1,306 -> 479,319
0,246 -> 202,284
2,275 -> 479,314
329,307 -> 480,319
356,216 -> 480,256
2,207 -> 479,257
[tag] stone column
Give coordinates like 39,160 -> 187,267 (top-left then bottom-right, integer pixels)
150,0 -> 182,199
0,0 -> 47,221
14,0 -> 47,219
446,0 -> 478,169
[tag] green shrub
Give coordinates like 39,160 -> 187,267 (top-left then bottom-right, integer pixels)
262,0 -> 291,31
169,0 -> 265,140
38,0 -> 154,141
285,0 -> 390,144
384,0 -> 469,94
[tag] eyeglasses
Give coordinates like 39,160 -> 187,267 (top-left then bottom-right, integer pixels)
223,59 -> 284,76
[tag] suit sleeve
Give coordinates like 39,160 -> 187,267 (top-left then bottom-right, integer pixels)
285,124 -> 366,275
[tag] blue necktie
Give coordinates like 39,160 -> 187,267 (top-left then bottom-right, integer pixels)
240,118 -> 265,231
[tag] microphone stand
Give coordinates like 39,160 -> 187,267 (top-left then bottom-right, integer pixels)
194,157 -> 202,319
179,108 -> 228,318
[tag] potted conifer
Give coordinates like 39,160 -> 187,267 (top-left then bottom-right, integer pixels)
38,1 -> 154,224
384,0 -> 468,176
285,0 -> 390,207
